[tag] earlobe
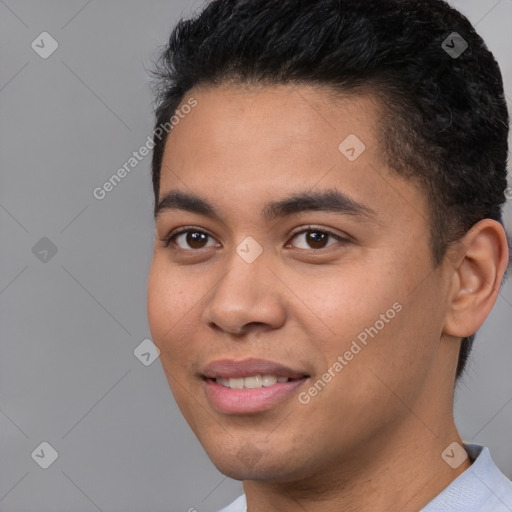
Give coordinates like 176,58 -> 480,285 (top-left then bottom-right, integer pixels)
443,219 -> 509,338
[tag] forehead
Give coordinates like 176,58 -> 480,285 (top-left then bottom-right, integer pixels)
162,84 -> 381,183
158,83 -> 428,229
166,82 -> 381,148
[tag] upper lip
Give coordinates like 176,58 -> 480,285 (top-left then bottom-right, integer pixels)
201,358 -> 310,379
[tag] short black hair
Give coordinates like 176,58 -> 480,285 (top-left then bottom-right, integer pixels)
150,0 -> 510,381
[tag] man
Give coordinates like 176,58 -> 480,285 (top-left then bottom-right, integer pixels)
146,0 -> 512,510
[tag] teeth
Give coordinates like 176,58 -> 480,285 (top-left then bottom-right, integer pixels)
216,378 -> 230,387
244,375 -> 262,388
229,377 -> 244,389
215,374 -> 291,389
262,375 -> 277,386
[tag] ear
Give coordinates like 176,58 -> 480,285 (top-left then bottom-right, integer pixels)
443,219 -> 509,338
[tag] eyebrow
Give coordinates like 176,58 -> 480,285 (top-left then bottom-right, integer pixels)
155,188 -> 377,223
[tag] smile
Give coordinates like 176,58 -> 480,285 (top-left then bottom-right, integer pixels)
215,375 -> 298,389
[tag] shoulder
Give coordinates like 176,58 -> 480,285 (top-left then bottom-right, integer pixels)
422,443 -> 512,511
217,494 -> 246,512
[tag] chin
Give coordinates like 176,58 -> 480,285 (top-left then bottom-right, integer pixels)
205,444 -> 311,483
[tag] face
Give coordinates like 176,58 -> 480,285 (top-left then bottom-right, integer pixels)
147,83 -> 455,482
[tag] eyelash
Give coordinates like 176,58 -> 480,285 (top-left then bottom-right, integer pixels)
160,226 -> 349,251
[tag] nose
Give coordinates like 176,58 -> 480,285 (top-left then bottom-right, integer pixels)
203,248 -> 286,336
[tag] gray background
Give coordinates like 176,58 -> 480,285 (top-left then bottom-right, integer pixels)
0,1 -> 511,511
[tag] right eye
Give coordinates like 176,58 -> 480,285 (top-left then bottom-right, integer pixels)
161,227 -> 220,250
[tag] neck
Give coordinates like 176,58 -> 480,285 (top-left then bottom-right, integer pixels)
242,414 -> 471,512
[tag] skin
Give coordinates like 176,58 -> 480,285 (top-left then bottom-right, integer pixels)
146,83 -> 509,512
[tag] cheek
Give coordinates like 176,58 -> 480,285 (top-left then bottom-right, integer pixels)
340,277 -> 445,405
303,259 -> 438,379
147,265 -> 199,415
147,264 -> 169,342
146,260 -> 190,354
299,266 -> 399,345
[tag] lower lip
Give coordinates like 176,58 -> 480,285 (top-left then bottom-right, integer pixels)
204,378 -> 307,414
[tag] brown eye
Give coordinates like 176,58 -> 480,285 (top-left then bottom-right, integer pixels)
182,231 -> 209,249
288,228 -> 346,250
163,228 -> 218,250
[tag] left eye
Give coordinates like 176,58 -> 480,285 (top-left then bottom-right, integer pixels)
287,228 -> 345,250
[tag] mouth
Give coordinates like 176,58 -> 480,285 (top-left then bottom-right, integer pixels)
212,374 -> 303,389
201,358 -> 310,414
